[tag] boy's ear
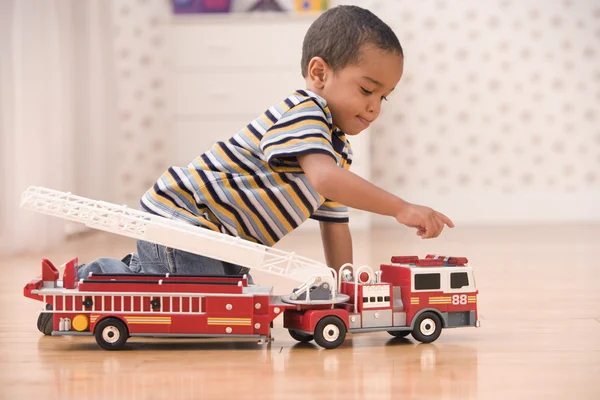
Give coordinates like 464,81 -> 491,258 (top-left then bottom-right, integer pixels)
307,57 -> 328,88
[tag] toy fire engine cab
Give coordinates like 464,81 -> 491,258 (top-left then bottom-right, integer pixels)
21,186 -> 479,350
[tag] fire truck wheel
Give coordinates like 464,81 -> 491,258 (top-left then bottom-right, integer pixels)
387,330 -> 411,339
411,312 -> 442,343
314,316 -> 346,349
288,329 -> 314,343
94,318 -> 129,350
37,304 -> 53,336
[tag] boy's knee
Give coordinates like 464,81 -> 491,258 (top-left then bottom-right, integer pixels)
77,257 -> 133,278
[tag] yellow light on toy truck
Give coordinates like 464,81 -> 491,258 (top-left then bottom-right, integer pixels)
72,314 -> 89,332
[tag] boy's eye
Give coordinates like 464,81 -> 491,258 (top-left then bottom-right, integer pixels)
362,86 -> 389,101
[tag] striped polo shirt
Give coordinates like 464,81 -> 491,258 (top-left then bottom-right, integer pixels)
140,89 -> 353,246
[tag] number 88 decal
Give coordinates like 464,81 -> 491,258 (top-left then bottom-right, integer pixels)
452,294 -> 467,305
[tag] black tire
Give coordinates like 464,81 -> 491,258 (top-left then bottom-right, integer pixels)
388,330 -> 411,339
313,316 -> 346,349
94,318 -> 129,350
411,312 -> 443,343
288,329 -> 314,343
37,304 -> 53,336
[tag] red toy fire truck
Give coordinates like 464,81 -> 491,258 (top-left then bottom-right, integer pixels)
21,187 -> 479,350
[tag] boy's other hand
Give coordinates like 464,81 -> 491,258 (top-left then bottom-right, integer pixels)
395,202 -> 454,239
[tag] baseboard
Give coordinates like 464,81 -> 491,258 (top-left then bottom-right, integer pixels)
370,191 -> 600,226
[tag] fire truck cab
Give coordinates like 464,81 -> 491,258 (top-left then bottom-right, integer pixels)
282,255 -> 479,349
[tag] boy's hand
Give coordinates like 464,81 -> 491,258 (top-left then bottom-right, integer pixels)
395,202 -> 454,239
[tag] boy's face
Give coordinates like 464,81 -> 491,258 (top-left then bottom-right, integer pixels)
307,44 -> 404,136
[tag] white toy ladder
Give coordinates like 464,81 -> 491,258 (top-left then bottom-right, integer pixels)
20,186 -> 331,284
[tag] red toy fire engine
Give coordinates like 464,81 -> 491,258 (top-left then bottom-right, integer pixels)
21,187 -> 479,350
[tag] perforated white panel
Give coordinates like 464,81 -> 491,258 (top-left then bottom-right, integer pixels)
112,0 -> 172,206
364,0 -> 600,223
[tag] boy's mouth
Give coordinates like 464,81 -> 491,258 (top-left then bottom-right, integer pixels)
357,116 -> 371,128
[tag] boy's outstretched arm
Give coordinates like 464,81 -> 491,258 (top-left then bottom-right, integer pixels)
319,221 -> 352,273
298,153 -> 454,239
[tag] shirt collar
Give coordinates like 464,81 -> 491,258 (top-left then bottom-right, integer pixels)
296,89 -> 334,129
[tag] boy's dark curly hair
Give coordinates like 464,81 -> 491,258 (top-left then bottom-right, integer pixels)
301,5 -> 403,77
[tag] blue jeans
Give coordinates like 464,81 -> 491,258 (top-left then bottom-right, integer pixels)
77,240 -> 251,280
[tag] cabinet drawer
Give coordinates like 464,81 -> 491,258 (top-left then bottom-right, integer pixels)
174,70 -> 305,116
173,21 -> 311,68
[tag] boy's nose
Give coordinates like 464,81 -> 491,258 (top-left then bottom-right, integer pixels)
367,100 -> 381,118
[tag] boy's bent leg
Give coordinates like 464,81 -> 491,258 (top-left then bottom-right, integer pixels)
165,246 -> 226,275
137,239 -> 224,275
224,263 -> 254,284
77,257 -> 134,279
137,239 -> 253,280
136,240 -> 170,274
137,239 -> 215,275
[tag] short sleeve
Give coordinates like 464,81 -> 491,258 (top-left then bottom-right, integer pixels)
260,99 -> 337,173
310,199 -> 349,223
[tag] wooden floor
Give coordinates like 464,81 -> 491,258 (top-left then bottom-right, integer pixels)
1,224 -> 599,400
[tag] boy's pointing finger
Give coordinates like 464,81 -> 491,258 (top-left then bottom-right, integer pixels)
438,212 -> 454,228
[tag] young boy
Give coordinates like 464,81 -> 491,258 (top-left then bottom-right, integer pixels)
81,5 -> 453,279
